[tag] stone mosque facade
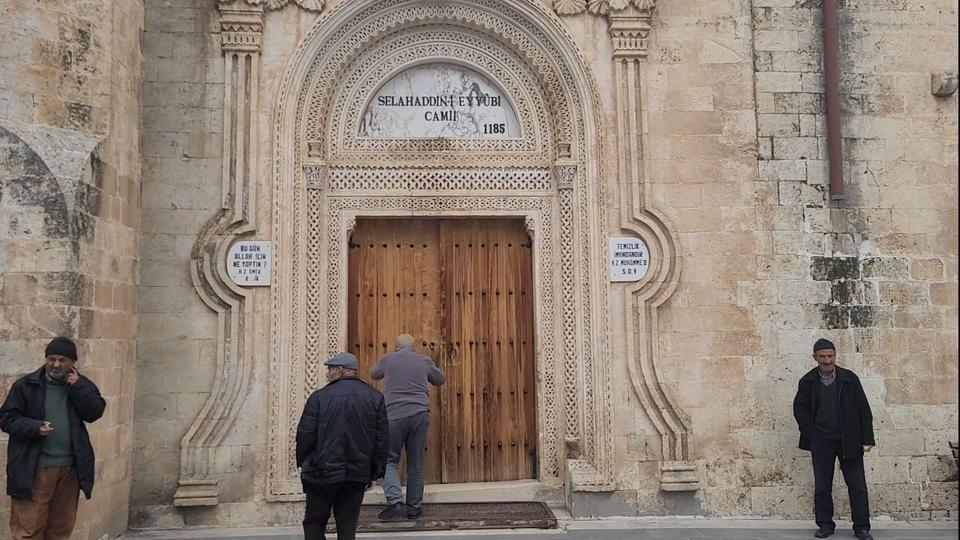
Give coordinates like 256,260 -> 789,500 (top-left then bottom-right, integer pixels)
0,0 -> 957,538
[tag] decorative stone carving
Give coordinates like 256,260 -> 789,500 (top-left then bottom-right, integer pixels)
608,8 -> 652,58
603,2 -> 698,491
554,0 -> 656,15
241,0 -> 324,12
554,162 -> 577,190
268,0 -> 615,500
176,2 -> 264,507
303,163 -> 327,190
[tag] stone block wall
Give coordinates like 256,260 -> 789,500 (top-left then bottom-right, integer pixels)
588,0 -> 958,521
131,0 -> 225,527
0,1 -> 143,539
745,0 -> 958,520
124,0 -> 957,529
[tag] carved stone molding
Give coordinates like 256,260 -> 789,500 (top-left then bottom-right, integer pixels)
269,0 -> 614,499
238,0 -> 324,12
176,3 -> 264,507
608,8 -> 652,58
606,5 -> 698,491
553,0 -> 655,16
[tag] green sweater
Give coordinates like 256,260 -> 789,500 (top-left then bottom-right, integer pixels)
38,378 -> 74,468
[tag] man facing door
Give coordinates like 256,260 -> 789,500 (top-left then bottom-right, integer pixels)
297,352 -> 389,540
371,334 -> 446,521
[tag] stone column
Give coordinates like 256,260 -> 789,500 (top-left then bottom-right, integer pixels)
607,3 -> 700,492
174,3 -> 263,507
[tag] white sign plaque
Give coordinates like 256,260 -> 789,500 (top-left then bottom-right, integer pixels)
227,241 -> 272,287
360,63 -> 520,139
609,237 -> 650,282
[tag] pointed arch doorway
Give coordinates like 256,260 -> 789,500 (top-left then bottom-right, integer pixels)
269,0 -> 616,503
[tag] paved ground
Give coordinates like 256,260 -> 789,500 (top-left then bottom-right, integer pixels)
121,519 -> 959,540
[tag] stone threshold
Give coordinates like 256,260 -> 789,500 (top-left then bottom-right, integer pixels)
362,479 -> 564,508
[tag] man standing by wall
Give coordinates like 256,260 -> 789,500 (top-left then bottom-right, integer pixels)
1,336 -> 106,540
793,338 -> 876,540
371,334 -> 445,521
296,352 -> 389,540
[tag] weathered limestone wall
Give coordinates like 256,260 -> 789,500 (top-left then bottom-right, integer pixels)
589,0 -> 958,521
0,1 -> 143,539
134,0 -> 301,528
742,0 -> 959,519
127,0 -> 957,530
132,0 -> 224,527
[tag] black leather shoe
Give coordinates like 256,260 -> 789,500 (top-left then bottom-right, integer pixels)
377,502 -> 404,521
406,506 -> 422,520
814,528 -> 834,538
855,531 -> 873,540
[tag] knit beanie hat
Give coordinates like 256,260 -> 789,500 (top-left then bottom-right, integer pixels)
45,336 -> 78,361
813,338 -> 835,353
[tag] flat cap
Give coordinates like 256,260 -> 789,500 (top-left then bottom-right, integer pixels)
324,352 -> 358,370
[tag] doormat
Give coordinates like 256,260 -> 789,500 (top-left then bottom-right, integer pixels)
328,502 -> 558,533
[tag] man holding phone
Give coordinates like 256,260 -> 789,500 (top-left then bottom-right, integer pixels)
1,336 -> 106,539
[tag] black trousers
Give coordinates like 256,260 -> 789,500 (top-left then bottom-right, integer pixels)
302,481 -> 367,540
810,434 -> 870,533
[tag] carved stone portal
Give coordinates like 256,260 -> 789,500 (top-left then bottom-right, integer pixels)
267,0 -> 614,500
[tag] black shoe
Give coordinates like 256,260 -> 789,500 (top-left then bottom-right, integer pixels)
855,531 -> 873,540
814,528 -> 834,538
377,502 -> 404,521
406,506 -> 422,520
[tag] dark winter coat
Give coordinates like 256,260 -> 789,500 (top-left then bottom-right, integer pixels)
1,367 -> 106,499
793,366 -> 875,459
296,376 -> 389,487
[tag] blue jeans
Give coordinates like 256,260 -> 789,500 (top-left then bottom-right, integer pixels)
382,412 -> 429,510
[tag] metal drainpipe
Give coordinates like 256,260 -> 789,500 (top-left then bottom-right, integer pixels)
823,0 -> 845,202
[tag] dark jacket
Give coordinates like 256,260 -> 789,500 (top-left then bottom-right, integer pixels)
1,367 -> 106,499
793,366 -> 875,459
295,376 -> 389,487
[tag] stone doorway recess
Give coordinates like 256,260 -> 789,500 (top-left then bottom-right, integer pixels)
348,218 -> 538,484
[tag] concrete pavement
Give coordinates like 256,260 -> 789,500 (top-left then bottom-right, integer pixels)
120,518 -> 959,540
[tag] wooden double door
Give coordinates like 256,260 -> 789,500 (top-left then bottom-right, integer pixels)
347,218 -> 537,484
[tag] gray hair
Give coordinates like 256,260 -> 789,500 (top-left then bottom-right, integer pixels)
396,334 -> 415,349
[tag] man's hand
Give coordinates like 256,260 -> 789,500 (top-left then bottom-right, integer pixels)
863,445 -> 874,453
39,421 -> 54,437
66,368 -> 80,386
366,480 -> 379,492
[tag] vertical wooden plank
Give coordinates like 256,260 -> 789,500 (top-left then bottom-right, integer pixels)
350,218 -> 537,485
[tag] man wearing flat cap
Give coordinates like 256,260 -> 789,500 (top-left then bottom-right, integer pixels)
793,338 -> 876,540
1,336 -> 106,540
296,352 -> 389,540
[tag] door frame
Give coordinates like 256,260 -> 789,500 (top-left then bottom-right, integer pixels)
346,217 -> 540,484
332,201 -> 556,484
